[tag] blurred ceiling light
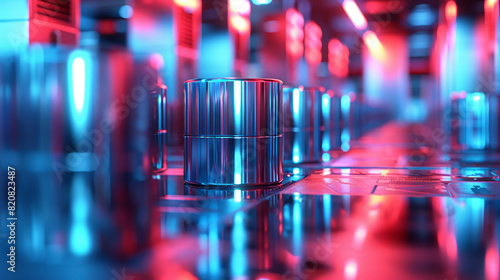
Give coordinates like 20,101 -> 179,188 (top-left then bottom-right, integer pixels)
363,30 -> 384,56
445,1 -> 457,24
343,0 -> 368,30
486,0 -> 498,9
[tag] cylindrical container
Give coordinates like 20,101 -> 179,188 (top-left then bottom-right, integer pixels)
151,84 -> 168,174
320,90 -> 341,155
283,86 -> 323,164
184,78 -> 283,186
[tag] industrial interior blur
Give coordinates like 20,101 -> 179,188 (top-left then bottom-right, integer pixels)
1,0 -> 500,279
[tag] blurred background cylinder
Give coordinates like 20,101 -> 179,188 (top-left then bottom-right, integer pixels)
283,86 -> 322,164
450,91 -> 500,151
0,47 -> 158,262
320,90 -> 341,158
184,78 -> 283,186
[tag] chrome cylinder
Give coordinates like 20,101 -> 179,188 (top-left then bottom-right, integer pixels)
283,86 -> 323,164
151,85 -> 168,174
184,78 -> 283,186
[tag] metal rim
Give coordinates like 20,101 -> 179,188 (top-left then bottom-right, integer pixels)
185,77 -> 283,84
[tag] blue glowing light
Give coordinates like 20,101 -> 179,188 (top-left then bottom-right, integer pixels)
341,143 -> 351,152
119,5 -> 134,19
322,136 -> 331,152
293,88 -> 301,116
322,93 -> 331,152
231,212 -> 246,276
70,223 -> 92,256
293,167 -> 300,175
292,197 -> 303,256
294,192 -> 301,201
322,153 -> 331,162
234,147 -> 242,184
293,140 -> 301,163
323,194 -> 331,228
408,4 -> 435,27
341,95 -> 351,113
69,175 -> 92,256
341,129 -> 350,152
464,92 -> 488,149
252,0 -> 272,5
68,50 -> 93,135
72,57 -> 86,113
340,95 -> 351,152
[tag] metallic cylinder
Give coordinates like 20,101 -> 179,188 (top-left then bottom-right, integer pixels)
151,84 -> 168,174
283,86 -> 323,164
184,78 -> 283,186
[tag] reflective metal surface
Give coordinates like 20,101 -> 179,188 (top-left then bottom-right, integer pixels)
283,86 -> 323,164
151,85 -> 168,174
7,121 -> 500,280
184,78 -> 283,186
185,136 -> 282,186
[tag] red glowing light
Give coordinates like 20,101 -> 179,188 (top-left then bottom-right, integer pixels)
445,1 -> 457,23
305,21 -> 322,65
328,39 -> 349,77
485,0 -> 499,53
149,53 -> 165,70
459,90 -> 466,99
485,241 -> 499,280
343,0 -> 368,30
446,232 -> 457,261
486,0 -> 498,9
286,9 -> 305,58
362,30 -> 384,56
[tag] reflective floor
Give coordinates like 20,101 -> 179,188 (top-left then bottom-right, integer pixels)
6,122 -> 500,280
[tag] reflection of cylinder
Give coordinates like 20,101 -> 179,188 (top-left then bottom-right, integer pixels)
184,78 -> 283,186
151,85 -> 167,174
283,86 -> 322,164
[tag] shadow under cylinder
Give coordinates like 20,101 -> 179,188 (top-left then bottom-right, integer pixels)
283,86 -> 323,164
184,78 -> 283,186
